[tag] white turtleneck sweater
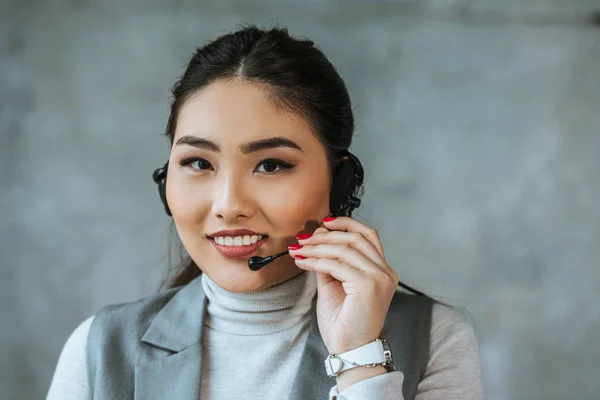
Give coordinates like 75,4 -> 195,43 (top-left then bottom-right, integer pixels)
199,270 -> 318,399
47,271 -> 484,399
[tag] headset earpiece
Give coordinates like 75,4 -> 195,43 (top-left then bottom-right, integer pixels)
152,161 -> 172,216
329,150 -> 364,217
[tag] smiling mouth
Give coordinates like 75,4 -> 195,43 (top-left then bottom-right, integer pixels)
209,234 -> 268,247
209,235 -> 269,259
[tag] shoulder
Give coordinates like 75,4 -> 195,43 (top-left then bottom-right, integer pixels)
46,285 -> 180,400
390,290 -> 436,313
46,316 -> 95,400
418,303 -> 485,398
89,285 -> 181,340
429,303 -> 480,355
65,315 -> 96,352
56,315 -> 95,364
84,286 -> 185,392
94,285 -> 181,321
388,290 -> 436,334
389,291 -> 479,347
85,286 -> 184,365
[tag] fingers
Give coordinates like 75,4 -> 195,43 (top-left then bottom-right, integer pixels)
291,217 -> 398,284
293,256 -> 368,289
297,230 -> 384,266
320,217 -> 385,258
289,242 -> 379,277
293,255 -> 397,295
289,241 -> 398,287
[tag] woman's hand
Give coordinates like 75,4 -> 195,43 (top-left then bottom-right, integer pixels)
288,216 -> 399,356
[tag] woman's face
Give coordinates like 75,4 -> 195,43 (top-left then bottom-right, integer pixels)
167,79 -> 331,293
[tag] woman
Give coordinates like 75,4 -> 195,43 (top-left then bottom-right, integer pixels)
47,25 -> 484,400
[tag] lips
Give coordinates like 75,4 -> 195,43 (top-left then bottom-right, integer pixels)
210,236 -> 269,259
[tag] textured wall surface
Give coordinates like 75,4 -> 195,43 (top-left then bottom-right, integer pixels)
1,1 -> 599,399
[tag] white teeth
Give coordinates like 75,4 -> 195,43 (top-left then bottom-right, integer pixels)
214,234 -> 264,247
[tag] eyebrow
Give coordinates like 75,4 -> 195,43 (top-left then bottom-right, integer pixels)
175,135 -> 303,154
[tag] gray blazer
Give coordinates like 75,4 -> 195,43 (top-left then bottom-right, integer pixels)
87,274 -> 433,400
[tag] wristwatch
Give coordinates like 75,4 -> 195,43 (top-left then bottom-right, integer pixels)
324,331 -> 395,378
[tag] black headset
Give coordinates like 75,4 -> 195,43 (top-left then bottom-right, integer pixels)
151,149 -> 365,218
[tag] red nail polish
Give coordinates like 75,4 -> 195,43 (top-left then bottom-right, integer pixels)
296,234 -> 312,240
322,217 -> 336,223
288,244 -> 303,250
293,255 -> 306,260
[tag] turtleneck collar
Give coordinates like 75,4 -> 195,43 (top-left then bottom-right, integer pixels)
201,270 -> 318,336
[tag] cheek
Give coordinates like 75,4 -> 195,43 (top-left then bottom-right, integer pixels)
261,177 -> 331,225
166,175 -> 209,223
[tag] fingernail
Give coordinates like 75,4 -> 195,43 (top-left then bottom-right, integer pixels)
288,244 -> 303,250
293,255 -> 306,260
296,233 -> 312,240
322,217 -> 336,223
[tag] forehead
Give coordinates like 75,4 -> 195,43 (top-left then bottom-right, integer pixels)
174,79 -> 317,145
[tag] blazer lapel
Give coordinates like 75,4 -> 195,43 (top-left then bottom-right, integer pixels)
134,344 -> 203,400
134,275 -> 207,400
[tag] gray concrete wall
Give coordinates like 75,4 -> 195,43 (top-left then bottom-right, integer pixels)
1,1 -> 599,399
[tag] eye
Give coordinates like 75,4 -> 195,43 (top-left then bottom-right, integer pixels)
179,157 -> 213,171
255,159 -> 295,174
178,157 -> 294,174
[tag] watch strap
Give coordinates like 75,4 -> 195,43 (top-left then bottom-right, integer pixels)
324,336 -> 388,377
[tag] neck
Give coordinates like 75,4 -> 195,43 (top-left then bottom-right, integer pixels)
200,270 -> 318,335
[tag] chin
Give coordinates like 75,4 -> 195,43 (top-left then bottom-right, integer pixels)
206,266 -> 269,293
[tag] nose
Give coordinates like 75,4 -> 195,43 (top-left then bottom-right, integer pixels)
211,171 -> 255,221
